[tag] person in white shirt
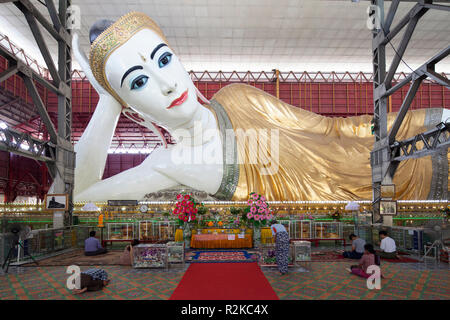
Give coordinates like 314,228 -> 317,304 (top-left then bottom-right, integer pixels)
378,230 -> 398,259
270,220 -> 290,275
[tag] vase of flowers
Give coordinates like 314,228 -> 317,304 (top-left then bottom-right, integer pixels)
241,192 -> 274,247
172,193 -> 203,248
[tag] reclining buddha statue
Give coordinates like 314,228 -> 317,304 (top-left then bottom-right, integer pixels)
72,12 -> 449,202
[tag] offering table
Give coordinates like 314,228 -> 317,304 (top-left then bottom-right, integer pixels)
190,228 -> 253,249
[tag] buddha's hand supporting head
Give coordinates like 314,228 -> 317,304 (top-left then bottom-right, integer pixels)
89,12 -> 201,129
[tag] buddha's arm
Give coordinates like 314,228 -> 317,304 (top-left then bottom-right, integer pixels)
72,33 -> 123,195
74,151 -> 179,201
74,95 -> 122,195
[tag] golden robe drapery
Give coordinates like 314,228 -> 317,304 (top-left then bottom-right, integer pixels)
212,83 -> 444,201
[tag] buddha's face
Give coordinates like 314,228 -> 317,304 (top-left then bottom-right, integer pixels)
105,29 -> 199,128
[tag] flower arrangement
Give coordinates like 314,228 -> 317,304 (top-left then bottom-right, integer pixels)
242,192 -> 274,228
329,210 -> 341,221
230,207 -> 245,228
172,193 -> 203,225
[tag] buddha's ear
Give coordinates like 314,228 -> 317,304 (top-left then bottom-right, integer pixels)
122,107 -> 168,148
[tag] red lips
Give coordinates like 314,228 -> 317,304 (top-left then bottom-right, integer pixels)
167,90 -> 188,109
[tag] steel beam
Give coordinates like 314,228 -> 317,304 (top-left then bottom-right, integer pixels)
371,0 -> 450,225
21,76 -> 58,143
383,45 -> 450,97
388,76 -> 425,144
0,45 -> 63,95
426,69 -> 450,88
0,127 -> 56,162
423,3 -> 450,11
21,7 -> 61,85
0,64 -> 18,82
384,0 -> 400,32
14,0 -> 65,42
391,123 -> 450,161
384,6 -> 428,87
45,0 -> 62,31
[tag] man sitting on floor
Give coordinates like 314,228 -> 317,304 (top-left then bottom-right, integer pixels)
343,234 -> 366,259
377,230 -> 398,259
84,231 -> 107,256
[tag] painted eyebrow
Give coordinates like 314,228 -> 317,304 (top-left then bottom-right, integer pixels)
151,43 -> 168,60
121,66 -> 143,87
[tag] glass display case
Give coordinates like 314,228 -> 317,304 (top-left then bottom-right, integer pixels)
138,221 -> 153,241
159,221 -> 176,241
39,230 -> 53,253
167,241 -> 185,266
389,226 -> 424,254
289,220 -> 313,239
53,230 -> 64,251
133,243 -> 168,268
313,222 -> 342,239
355,225 -> 373,244
140,220 -> 177,241
106,223 -> 134,240
292,240 -> 311,266
342,224 -> 356,241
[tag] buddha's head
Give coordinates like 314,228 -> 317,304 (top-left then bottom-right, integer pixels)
89,12 -> 200,128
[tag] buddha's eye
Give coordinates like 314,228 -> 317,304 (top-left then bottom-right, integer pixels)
130,75 -> 148,90
158,52 -> 172,68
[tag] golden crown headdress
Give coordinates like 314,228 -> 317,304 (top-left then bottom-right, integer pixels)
89,12 -> 168,105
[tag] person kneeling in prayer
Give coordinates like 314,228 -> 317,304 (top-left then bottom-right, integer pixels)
343,234 -> 366,259
73,268 -> 110,294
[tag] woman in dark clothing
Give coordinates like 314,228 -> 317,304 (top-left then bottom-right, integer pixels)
270,220 -> 290,275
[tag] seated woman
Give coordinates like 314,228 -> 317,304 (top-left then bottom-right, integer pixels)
72,268 -> 110,294
346,244 -> 381,279
119,239 -> 140,266
71,12 -> 448,203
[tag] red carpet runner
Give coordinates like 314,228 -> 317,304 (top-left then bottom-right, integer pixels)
170,262 -> 279,300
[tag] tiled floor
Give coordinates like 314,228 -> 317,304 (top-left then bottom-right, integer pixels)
262,261 -> 450,300
0,259 -> 448,300
0,265 -> 186,300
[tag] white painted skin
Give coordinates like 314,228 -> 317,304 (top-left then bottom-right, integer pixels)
72,30 -> 223,201
442,108 -> 450,124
